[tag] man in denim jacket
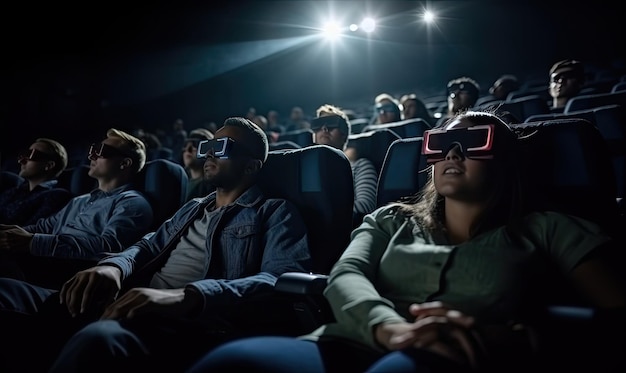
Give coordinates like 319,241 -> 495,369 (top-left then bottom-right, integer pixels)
0,117 -> 312,372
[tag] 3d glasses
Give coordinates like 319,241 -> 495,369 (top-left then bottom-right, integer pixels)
375,103 -> 399,114
422,124 -> 495,164
550,71 -> 579,83
88,142 -> 131,160
447,83 -> 478,98
17,148 -> 53,163
197,137 -> 252,160
310,115 -> 346,132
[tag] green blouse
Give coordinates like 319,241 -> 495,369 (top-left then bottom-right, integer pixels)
302,204 -> 611,351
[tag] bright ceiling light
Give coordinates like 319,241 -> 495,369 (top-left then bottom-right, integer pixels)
360,17 -> 376,33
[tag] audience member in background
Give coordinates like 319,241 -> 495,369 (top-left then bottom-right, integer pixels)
251,115 -> 280,143
549,59 -> 586,113
312,104 -> 377,224
489,74 -> 520,100
0,129 -> 153,285
182,128 -> 216,202
0,138 -> 72,226
136,129 -> 173,161
245,107 -> 257,121
0,117 -> 311,373
284,106 -> 310,132
399,93 -> 436,126
170,118 -> 188,164
266,110 -> 286,134
436,76 -> 481,126
186,110 -> 626,373
373,93 -> 402,124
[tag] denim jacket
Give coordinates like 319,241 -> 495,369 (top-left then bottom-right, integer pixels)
98,184 -> 312,320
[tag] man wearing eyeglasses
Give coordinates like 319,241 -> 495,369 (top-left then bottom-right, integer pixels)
0,138 -> 72,226
549,59 -> 586,113
0,128 -> 154,285
0,117 -> 311,372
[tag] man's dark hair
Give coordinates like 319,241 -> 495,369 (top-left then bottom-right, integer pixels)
223,117 -> 269,162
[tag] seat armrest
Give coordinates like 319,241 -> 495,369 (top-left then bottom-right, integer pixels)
275,272 -> 328,295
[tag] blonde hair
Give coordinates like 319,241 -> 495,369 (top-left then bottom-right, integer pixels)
106,128 -> 147,172
35,138 -> 68,177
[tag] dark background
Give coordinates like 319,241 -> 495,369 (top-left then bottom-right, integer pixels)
1,0 -> 625,161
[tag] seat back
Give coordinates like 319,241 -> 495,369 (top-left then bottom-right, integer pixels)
277,129 -> 314,148
346,128 -> 401,174
377,137 -> 428,208
511,118 -> 620,235
0,171 -> 23,193
362,118 -> 432,138
501,95 -> 551,121
269,140 -> 301,151
134,159 -> 188,230
564,90 -> 626,113
257,145 -> 354,274
57,165 -> 97,196
524,104 -> 626,198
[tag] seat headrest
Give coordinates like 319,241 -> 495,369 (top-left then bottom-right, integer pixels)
134,159 -> 188,229
347,128 -> 401,174
258,145 -> 354,274
512,118 -> 619,231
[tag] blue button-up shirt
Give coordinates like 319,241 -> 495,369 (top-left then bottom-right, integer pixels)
24,184 -> 154,259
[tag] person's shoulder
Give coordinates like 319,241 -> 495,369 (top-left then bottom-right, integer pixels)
521,210 -> 603,232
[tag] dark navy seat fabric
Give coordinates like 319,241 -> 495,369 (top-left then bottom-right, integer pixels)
362,118 -> 432,139
276,129 -> 314,148
376,137 -> 427,208
258,145 -> 354,275
346,128 -> 402,175
135,158 -> 189,230
564,90 -> 626,113
512,118 -> 620,235
0,171 -> 24,193
525,104 -> 626,198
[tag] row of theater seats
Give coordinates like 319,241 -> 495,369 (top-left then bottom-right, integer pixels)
274,117 -> 626,336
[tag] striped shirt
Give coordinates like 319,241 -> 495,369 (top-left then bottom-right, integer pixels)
351,157 -> 378,216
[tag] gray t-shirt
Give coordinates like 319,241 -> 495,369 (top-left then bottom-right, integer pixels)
150,202 -> 217,288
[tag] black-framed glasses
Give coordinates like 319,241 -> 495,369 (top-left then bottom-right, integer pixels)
88,142 -> 131,160
197,137 -> 253,160
310,115 -> 345,132
17,148 -> 52,163
422,124 -> 495,164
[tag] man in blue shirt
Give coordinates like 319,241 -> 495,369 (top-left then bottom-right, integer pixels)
0,118 -> 311,372
0,138 -> 73,226
0,128 -> 154,284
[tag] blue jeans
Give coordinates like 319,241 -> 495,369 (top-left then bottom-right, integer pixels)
186,336 -> 468,373
48,314 -> 236,373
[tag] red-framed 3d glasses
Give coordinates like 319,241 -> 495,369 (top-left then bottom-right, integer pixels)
422,124 -> 495,164
88,142 -> 131,160
197,137 -> 253,160
17,148 -> 53,164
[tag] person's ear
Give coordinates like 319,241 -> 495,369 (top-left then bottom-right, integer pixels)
245,159 -> 262,175
44,161 -> 55,172
120,158 -> 132,170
